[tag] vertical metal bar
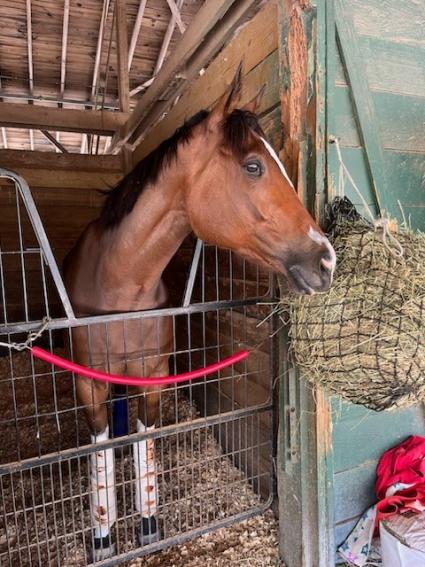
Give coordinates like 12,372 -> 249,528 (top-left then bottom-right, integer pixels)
182,239 -> 203,307
15,190 -> 30,322
0,245 -> 8,324
0,169 -> 75,320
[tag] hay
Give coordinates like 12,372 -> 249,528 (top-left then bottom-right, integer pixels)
288,208 -> 425,411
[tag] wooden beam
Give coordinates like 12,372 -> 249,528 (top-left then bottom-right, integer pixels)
130,0 -> 185,97
0,149 -> 122,172
131,0 -> 278,163
91,0 -> 111,99
0,103 -> 128,135
111,0 -> 239,151
127,0 -> 263,152
335,0 -> 387,215
1,127 -> 8,149
115,0 -> 130,113
60,0 -> 71,97
40,130 -> 68,153
26,0 -> 34,95
0,169 -> 122,190
128,0 -> 148,71
0,149 -> 124,188
165,0 -> 185,33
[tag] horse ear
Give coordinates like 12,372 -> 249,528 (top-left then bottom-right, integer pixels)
207,62 -> 243,130
242,84 -> 266,114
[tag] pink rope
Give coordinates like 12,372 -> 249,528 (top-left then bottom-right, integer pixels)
31,346 -> 250,387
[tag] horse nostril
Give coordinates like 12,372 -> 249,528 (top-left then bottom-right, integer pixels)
320,254 -> 334,273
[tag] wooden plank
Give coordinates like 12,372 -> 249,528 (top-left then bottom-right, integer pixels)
349,0 -> 425,47
335,87 -> 425,154
332,399 -> 425,474
333,463 -> 376,523
128,0 -> 148,70
40,130 -> 68,153
0,169 -> 122,189
111,0 -> 243,150
0,103 -> 128,134
335,36 -> 425,98
132,1 -> 278,163
115,0 -> 130,114
335,0 -> 389,215
126,0 -> 270,152
0,149 -> 122,172
328,146 -> 425,226
60,0 -> 70,96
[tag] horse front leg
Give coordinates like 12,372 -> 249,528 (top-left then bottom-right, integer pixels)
77,370 -> 121,560
127,356 -> 169,546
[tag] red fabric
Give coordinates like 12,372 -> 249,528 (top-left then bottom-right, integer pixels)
374,436 -> 425,528
376,483 -> 425,523
375,436 -> 425,500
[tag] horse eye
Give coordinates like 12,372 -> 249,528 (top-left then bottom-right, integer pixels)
243,159 -> 264,178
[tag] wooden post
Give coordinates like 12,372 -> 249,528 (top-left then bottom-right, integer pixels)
116,0 -> 130,114
277,2 -> 331,567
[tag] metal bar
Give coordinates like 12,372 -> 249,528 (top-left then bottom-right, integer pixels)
182,238 -> 203,307
94,497 -> 273,566
0,297 -> 265,334
0,168 -> 75,320
0,403 -> 272,475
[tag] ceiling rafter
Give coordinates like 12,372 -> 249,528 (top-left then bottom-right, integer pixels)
128,0 -> 148,71
165,0 -> 185,33
130,0 -> 185,97
81,0 -> 111,154
60,0 -> 71,98
115,0 -> 130,113
41,130 -> 68,153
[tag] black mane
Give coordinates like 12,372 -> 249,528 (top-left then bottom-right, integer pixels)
100,108 -> 265,228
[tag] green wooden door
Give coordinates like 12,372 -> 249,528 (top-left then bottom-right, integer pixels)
324,0 -> 425,561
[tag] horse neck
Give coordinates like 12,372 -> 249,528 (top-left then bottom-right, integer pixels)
104,169 -> 191,295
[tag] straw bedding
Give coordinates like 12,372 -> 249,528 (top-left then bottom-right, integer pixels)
288,203 -> 425,411
0,351 -> 280,566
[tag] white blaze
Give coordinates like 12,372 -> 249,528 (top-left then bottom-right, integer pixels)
260,137 -> 294,188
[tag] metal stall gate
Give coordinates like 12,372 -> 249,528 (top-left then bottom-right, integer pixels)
0,169 -> 277,565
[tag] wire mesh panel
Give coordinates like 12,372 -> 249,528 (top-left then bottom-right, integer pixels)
0,171 -> 277,566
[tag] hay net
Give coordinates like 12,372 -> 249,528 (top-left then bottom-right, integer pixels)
288,197 -> 425,411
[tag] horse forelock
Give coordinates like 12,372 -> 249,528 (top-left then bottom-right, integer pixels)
100,108 -> 264,229
222,109 -> 265,157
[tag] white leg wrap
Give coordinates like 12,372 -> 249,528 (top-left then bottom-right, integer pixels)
133,420 -> 157,517
90,426 -> 117,538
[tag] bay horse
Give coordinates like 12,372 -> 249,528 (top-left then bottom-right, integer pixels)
63,66 -> 336,560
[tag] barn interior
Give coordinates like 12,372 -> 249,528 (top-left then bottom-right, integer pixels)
0,1 -> 283,565
1,0 -> 424,566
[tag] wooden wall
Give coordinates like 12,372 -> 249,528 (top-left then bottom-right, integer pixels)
325,0 -> 425,556
0,152 -> 122,322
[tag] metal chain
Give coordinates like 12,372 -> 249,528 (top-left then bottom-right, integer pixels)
0,317 -> 50,351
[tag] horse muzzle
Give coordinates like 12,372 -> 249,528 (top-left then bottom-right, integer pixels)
286,251 -> 335,295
